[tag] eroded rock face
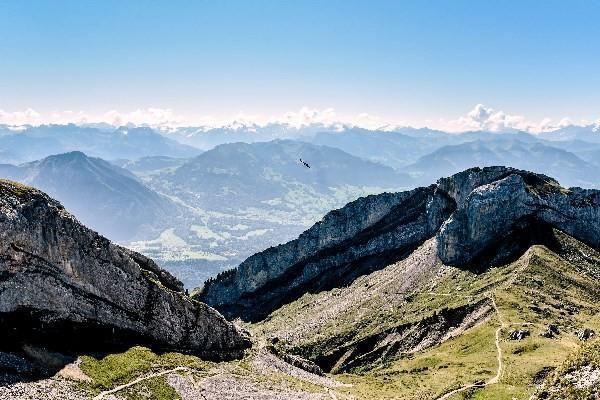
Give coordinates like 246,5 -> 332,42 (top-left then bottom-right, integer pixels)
200,187 -> 456,320
437,170 -> 600,265
200,166 -> 600,322
0,180 -> 250,359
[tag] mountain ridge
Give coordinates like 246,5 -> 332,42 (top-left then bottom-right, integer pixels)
0,151 -> 180,241
199,166 -> 600,322
0,179 -> 250,359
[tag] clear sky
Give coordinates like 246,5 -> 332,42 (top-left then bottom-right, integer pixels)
1,0 -> 599,128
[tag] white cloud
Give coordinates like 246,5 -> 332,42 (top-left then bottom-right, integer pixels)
0,104 -> 595,134
103,108 -> 186,127
0,107 -> 187,127
438,104 -> 585,134
442,104 -> 533,132
203,107 -> 392,130
0,108 -> 42,125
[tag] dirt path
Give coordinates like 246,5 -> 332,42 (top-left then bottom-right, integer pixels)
435,252 -> 536,400
436,293 -> 506,400
92,366 -> 190,400
488,294 -> 506,384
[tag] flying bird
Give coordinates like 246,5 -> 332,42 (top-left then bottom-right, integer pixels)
299,158 -> 311,168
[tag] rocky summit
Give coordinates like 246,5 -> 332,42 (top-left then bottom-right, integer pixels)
0,179 -> 250,360
199,166 -> 600,321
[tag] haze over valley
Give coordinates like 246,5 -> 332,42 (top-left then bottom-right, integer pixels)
1,122 -> 599,289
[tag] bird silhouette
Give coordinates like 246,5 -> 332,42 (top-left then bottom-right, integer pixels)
299,158 -> 311,168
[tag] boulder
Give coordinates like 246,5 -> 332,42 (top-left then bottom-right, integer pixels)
577,328 -> 596,341
509,330 -> 531,341
540,324 -> 560,338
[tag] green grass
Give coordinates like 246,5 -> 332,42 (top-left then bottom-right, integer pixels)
79,346 -> 329,399
337,320 -> 499,399
536,339 -> 600,399
80,346 -> 211,395
255,242 -> 516,367
0,179 -> 35,197
268,233 -> 600,399
78,231 -> 599,400
121,376 -> 181,400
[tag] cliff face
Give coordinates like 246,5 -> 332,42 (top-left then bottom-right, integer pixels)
200,188 -> 455,320
200,166 -> 600,322
437,171 -> 600,265
0,180 -> 250,360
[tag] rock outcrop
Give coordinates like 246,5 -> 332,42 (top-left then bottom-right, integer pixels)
509,329 -> 531,341
199,187 -> 455,320
199,166 -> 600,322
437,171 -> 600,265
0,180 -> 250,359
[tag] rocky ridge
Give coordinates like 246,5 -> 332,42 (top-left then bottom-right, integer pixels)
0,179 -> 250,359
199,166 -> 600,321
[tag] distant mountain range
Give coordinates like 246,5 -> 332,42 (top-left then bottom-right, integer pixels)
0,124 -> 200,164
0,151 -> 179,241
112,156 -> 188,177
1,123 -> 599,289
0,140 -> 410,288
132,140 -> 410,287
539,124 -> 600,143
406,139 -> 600,188
149,140 -> 411,211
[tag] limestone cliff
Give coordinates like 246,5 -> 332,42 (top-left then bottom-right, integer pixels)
0,179 -> 250,359
199,166 -> 600,321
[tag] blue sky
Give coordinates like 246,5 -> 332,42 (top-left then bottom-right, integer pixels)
1,0 -> 599,128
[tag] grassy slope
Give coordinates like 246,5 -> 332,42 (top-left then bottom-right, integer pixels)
79,347 -> 212,398
536,339 -> 600,399
254,230 -> 600,399
75,231 -> 598,400
78,346 -> 332,399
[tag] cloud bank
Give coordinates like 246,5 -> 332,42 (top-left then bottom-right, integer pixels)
0,105 -> 596,133
441,104 -> 579,133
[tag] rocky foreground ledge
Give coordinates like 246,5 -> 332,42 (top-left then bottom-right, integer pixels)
199,166 -> 600,321
0,180 -> 250,360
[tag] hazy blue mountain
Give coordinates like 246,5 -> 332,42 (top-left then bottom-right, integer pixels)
162,123 -> 334,150
576,148 -> 600,166
113,156 -> 189,177
538,138 -> 600,166
0,152 -> 180,241
309,128 -> 544,169
152,139 -> 412,210
0,163 -> 23,181
308,128 -> 455,168
540,124 -> 600,143
0,124 -> 200,164
407,139 -> 599,188
127,140 -> 412,288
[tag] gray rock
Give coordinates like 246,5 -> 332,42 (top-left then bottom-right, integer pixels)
509,329 -> 530,340
540,324 -> 560,338
266,346 -> 324,376
0,180 -> 250,359
437,169 -> 600,265
199,186 -> 455,320
577,328 -> 596,341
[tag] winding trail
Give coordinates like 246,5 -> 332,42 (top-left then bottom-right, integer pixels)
436,293 -> 506,400
436,252 -> 535,399
488,295 -> 506,385
93,366 -> 190,400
